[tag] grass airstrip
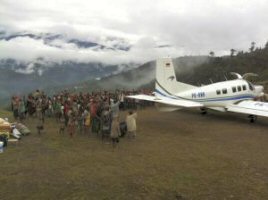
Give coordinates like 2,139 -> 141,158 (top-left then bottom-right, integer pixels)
1,108 -> 268,200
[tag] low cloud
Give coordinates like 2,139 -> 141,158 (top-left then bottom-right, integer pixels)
1,0 -> 268,64
0,36 -> 180,65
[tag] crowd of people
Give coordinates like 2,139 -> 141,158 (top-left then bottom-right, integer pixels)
11,89 -> 153,147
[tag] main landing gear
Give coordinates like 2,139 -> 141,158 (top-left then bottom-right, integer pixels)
248,115 -> 257,123
200,108 -> 207,115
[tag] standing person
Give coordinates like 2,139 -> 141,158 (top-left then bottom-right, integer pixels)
83,108 -> 91,135
36,98 -> 43,120
95,99 -> 103,135
18,99 -> 26,121
68,110 -> 76,138
110,99 -> 120,119
77,110 -> 84,134
90,99 -> 98,133
47,98 -> 53,117
54,100 -> 62,122
119,92 -> 125,110
27,95 -> 36,117
41,97 -> 48,120
100,105 -> 112,142
60,103 -> 65,121
111,116 -> 120,148
63,101 -> 70,127
12,97 -> 19,120
126,110 -> 137,139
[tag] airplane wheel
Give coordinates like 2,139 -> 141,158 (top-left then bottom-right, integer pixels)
200,108 -> 207,115
248,115 -> 257,123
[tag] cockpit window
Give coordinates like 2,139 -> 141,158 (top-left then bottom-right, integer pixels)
247,81 -> 254,91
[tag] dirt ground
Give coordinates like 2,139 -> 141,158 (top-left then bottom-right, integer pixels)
1,108 -> 268,200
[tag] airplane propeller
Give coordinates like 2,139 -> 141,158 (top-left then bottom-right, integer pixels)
230,72 -> 258,80
230,72 -> 243,79
242,73 -> 258,80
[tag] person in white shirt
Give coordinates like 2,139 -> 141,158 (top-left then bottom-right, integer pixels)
126,110 -> 137,139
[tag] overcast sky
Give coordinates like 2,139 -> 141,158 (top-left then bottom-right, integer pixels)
1,0 -> 268,64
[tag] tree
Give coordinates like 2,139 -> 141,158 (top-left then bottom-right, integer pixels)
265,41 -> 268,49
230,49 -> 236,57
209,51 -> 215,57
236,51 -> 244,56
249,41 -> 255,52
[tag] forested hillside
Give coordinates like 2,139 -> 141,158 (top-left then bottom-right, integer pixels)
177,43 -> 268,86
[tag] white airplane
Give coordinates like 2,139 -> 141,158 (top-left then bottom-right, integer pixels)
128,57 -> 268,122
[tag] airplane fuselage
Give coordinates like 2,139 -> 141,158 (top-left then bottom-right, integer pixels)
174,79 -> 262,108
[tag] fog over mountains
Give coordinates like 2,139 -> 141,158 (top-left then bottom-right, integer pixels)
0,31 -> 141,101
0,30 -> 179,103
0,28 -> 211,102
0,31 -> 131,53
0,31 -> 209,102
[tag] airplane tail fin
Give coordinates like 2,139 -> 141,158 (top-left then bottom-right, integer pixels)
155,57 -> 196,97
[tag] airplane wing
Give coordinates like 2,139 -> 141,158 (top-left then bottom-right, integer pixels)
227,100 -> 268,117
127,94 -> 203,108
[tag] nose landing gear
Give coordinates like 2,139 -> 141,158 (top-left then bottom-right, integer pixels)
248,115 -> 257,123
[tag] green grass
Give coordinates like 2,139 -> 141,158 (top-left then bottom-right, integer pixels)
1,108 -> 268,200
0,109 -> 12,119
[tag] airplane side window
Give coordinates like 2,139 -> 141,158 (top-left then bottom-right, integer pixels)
242,85 -> 247,90
222,88 -> 227,94
232,87 -> 237,93
237,86 -> 242,92
216,90 -> 221,95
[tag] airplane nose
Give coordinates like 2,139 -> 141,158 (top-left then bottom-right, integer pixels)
259,85 -> 264,92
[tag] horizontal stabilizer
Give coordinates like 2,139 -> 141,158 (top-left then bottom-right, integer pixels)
227,100 -> 268,117
127,94 -> 203,108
